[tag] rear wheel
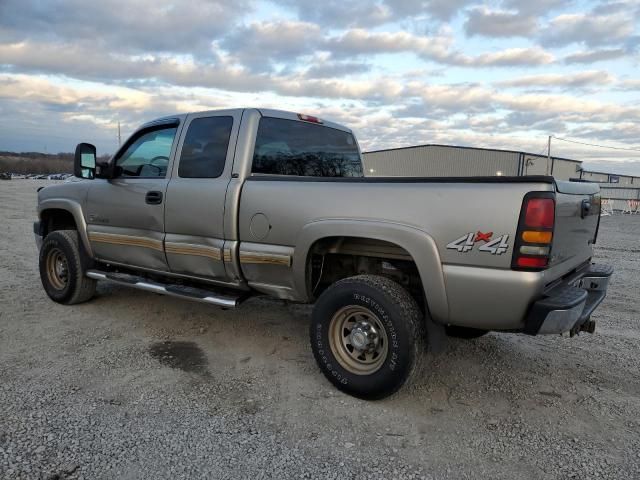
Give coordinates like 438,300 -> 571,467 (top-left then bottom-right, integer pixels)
39,230 -> 96,304
310,275 -> 425,400
445,326 -> 489,339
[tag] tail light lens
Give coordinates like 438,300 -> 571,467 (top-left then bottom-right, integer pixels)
512,193 -> 555,271
524,198 -> 555,228
516,256 -> 548,268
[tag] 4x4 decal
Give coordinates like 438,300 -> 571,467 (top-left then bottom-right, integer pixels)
446,231 -> 510,255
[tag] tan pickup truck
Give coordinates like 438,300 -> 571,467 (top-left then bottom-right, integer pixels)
34,108 -> 613,399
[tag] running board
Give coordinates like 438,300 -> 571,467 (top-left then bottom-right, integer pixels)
86,270 -> 243,308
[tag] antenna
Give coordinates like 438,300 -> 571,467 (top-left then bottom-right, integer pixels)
117,120 -> 122,146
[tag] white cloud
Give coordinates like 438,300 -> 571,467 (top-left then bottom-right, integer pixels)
563,48 -> 628,64
328,30 -> 555,66
465,8 -> 537,38
327,29 -> 453,61
0,0 -> 638,171
0,0 -> 252,55
540,11 -> 635,47
221,21 -> 323,71
501,0 -> 568,15
461,48 -> 555,66
497,71 -> 615,88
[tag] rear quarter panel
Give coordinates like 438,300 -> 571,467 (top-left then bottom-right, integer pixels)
238,178 -> 555,326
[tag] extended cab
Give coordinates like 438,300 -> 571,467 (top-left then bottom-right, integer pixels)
34,108 -> 613,399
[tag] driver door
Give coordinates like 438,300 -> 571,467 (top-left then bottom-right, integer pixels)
85,122 -> 181,271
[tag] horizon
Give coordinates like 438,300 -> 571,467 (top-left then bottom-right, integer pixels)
1,1 -> 639,175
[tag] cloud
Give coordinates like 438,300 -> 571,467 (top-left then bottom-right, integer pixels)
326,29 -> 453,61
618,79 -> 640,90
327,29 -> 554,66
563,48 -> 628,64
462,48 -> 554,66
304,60 -> 372,78
272,1 -> 392,28
274,0 -> 474,28
383,0 -> 475,21
497,70 -> 615,88
0,0 -> 638,171
465,8 -> 537,38
540,11 -> 635,47
221,21 -> 322,72
400,81 -> 640,126
501,0 -> 568,15
0,0 -> 251,55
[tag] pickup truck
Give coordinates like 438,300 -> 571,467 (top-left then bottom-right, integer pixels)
34,108 -> 613,399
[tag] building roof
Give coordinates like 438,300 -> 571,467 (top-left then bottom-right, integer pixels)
363,143 -> 582,163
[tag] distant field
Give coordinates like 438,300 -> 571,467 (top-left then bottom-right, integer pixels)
0,152 -> 73,175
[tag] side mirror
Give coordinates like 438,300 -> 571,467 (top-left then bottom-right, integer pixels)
74,143 -> 97,179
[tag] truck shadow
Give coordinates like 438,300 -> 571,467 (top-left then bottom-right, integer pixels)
94,287 -> 572,412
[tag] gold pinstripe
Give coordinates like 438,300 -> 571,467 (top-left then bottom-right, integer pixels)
90,232 -> 290,268
239,251 -> 291,267
165,242 -> 222,261
88,232 -> 164,251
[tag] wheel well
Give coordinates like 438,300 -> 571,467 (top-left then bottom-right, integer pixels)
41,209 -> 77,236
306,236 -> 425,309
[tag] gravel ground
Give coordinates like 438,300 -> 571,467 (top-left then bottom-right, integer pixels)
1,180 -> 639,480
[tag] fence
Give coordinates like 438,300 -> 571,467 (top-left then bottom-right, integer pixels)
599,186 -> 640,214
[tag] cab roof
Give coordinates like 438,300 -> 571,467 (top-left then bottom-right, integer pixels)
141,108 -> 353,134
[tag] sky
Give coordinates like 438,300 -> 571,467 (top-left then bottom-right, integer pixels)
0,0 -> 639,174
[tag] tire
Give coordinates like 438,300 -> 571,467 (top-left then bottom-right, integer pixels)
39,229 -> 96,305
310,274 -> 425,400
445,326 -> 489,339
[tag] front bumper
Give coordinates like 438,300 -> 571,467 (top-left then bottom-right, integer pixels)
524,263 -> 613,335
34,221 -> 43,250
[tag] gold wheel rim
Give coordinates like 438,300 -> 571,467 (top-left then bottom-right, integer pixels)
46,247 -> 69,290
328,305 -> 388,375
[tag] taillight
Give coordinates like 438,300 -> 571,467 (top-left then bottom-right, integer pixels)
524,198 -> 555,228
516,256 -> 548,268
512,193 -> 555,271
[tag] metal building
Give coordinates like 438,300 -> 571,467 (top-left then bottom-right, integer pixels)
362,144 -> 582,180
579,170 -> 637,185
579,170 -> 610,183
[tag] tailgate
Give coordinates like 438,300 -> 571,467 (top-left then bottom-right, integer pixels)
551,181 -> 601,269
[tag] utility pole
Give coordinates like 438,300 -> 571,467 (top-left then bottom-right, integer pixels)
117,121 -> 122,146
547,135 -> 552,175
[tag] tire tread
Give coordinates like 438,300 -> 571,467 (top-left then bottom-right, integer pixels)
311,274 -> 426,399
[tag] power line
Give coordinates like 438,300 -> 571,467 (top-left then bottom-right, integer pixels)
552,136 -> 640,153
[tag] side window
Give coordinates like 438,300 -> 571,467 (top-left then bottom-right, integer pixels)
178,116 -> 233,178
115,127 -> 178,178
251,117 -> 363,177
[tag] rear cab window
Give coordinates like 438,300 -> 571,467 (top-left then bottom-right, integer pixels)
251,117 -> 363,177
178,116 -> 233,178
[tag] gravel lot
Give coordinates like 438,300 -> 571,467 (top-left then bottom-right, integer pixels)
1,180 -> 639,480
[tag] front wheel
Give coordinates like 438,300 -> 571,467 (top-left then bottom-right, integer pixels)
39,230 -> 96,305
310,275 -> 425,400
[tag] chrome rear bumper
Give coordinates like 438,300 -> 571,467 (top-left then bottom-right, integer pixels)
524,263 -> 613,335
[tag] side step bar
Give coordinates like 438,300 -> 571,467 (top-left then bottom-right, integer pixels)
86,270 -> 243,308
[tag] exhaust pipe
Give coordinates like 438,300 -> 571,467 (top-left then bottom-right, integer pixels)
569,319 -> 596,337
580,320 -> 596,334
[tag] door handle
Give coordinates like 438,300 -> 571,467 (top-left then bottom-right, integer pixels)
146,191 -> 163,205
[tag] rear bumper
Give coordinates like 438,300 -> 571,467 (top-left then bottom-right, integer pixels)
524,263 -> 613,335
